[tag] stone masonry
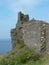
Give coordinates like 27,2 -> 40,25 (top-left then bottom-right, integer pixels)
11,12 -> 49,54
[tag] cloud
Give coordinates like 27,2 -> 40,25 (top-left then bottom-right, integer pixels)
1,0 -> 48,14
1,0 -> 49,21
4,0 -> 42,13
19,0 -> 40,6
0,0 -> 49,14
2,0 -> 48,21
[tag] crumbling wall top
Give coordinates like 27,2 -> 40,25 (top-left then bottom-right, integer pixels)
18,12 -> 29,22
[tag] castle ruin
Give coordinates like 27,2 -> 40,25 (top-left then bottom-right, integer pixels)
11,12 -> 49,54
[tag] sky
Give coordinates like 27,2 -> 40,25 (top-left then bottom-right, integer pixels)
0,0 -> 49,39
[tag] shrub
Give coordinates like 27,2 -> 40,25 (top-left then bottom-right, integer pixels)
0,59 -> 8,65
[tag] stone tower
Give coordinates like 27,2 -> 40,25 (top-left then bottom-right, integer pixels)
11,12 -> 49,54
11,12 -> 29,48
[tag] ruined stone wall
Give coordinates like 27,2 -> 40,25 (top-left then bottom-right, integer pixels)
11,12 -> 49,54
22,20 -> 49,54
23,20 -> 41,54
11,28 -> 24,48
38,21 -> 49,54
46,24 -> 49,54
11,12 -> 29,48
11,28 -> 17,48
40,21 -> 47,54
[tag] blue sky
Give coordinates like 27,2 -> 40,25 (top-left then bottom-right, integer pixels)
0,0 -> 49,39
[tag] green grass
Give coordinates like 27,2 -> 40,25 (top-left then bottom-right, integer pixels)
0,43 -> 49,65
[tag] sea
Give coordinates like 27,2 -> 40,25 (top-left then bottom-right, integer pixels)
0,39 -> 12,55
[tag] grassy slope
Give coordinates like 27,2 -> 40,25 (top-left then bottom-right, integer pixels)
0,43 -> 49,65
